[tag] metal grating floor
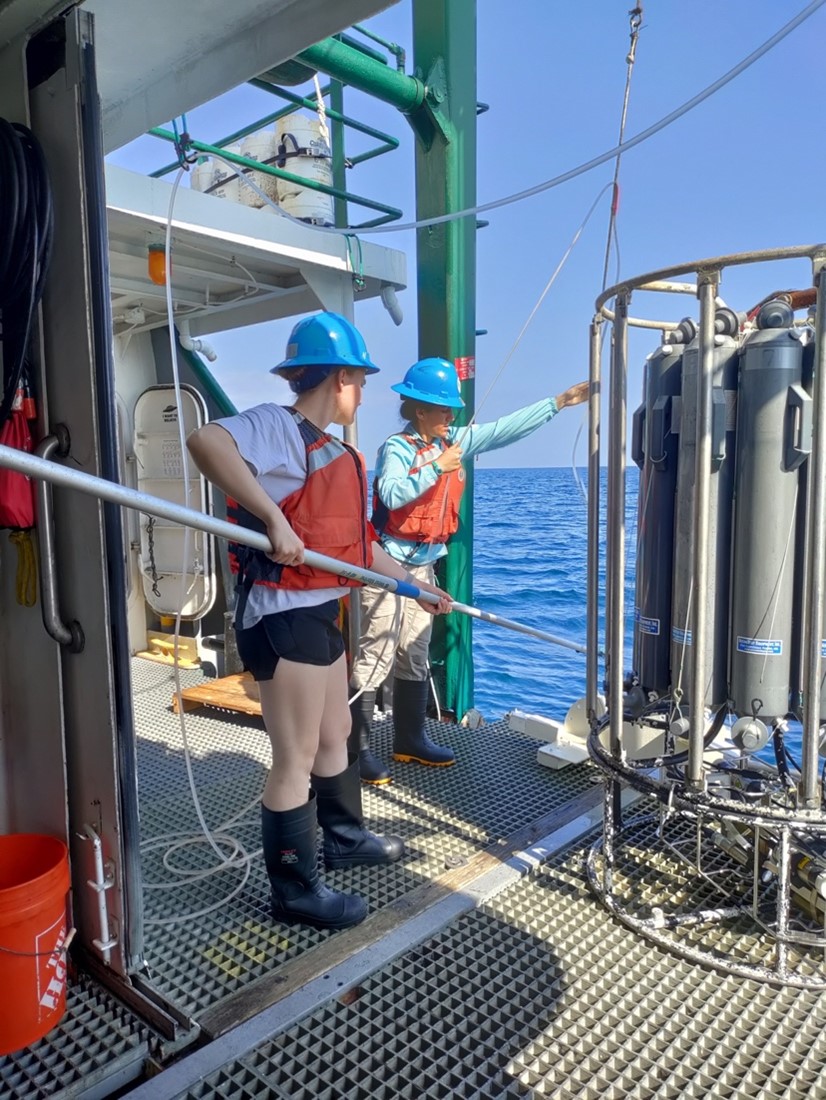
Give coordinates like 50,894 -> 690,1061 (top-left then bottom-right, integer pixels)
590,812 -> 826,982
132,660 -> 596,1019
174,836 -> 826,1100
0,973 -> 151,1100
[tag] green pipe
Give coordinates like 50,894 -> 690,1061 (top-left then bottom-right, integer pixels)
248,80 -> 399,149
293,38 -> 426,114
154,84 -> 399,179
178,343 -> 237,417
330,81 -> 348,229
348,142 -> 397,167
352,23 -> 407,70
150,102 -> 305,179
148,127 -> 402,221
336,31 -> 388,66
352,212 -> 399,229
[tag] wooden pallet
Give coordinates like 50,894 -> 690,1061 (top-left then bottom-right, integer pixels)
172,672 -> 262,717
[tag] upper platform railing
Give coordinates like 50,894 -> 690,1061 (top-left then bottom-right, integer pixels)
144,30 -> 406,230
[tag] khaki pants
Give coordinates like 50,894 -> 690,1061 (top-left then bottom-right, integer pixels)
350,562 -> 435,690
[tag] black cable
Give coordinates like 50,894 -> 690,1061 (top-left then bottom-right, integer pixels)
597,699 -> 728,770
773,724 -> 797,790
0,119 -> 54,429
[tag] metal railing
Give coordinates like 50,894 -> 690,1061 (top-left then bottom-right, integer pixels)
147,58 -> 405,229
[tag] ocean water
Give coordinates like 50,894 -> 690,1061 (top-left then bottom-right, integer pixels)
471,465 -> 638,722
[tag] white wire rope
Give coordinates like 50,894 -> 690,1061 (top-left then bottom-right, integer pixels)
190,0 -> 824,240
178,1 -> 823,245
351,0 -> 824,235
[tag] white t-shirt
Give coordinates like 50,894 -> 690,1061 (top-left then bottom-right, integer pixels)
214,403 -> 342,627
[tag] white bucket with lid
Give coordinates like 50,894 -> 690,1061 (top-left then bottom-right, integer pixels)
189,156 -> 216,194
238,130 -> 279,210
275,112 -> 334,226
207,143 -> 243,203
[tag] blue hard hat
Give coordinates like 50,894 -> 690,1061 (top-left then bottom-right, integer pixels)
391,357 -> 465,409
271,312 -> 380,381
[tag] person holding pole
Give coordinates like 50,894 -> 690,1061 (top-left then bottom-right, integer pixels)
187,312 -> 451,932
349,357 -> 589,784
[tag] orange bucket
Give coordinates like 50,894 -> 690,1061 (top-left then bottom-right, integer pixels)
0,834 -> 70,1054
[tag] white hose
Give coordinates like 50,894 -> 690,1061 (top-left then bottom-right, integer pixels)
140,166 -> 258,928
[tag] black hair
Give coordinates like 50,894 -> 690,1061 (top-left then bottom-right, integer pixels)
400,397 -> 422,423
278,366 -> 339,394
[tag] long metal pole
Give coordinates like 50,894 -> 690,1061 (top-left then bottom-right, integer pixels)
687,273 -> 719,789
586,318 -> 603,719
0,442 -> 586,654
608,294 -> 629,762
800,257 -> 826,807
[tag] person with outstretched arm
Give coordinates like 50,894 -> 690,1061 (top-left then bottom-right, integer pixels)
349,356 -> 588,784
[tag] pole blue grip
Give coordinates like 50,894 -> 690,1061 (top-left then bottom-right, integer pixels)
394,580 -> 421,599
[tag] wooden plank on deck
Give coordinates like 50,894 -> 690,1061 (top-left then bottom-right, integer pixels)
172,672 -> 262,717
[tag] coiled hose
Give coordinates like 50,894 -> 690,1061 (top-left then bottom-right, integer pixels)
0,118 -> 54,429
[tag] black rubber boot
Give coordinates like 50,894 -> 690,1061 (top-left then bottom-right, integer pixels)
348,688 -> 391,785
392,678 -> 456,767
261,795 -> 367,930
312,755 -> 405,868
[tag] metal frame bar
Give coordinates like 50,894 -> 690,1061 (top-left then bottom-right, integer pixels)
687,273 -> 719,788
801,253 -> 826,806
249,80 -> 400,166
586,319 -> 602,721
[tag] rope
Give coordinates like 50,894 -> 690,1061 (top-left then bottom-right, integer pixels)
347,0 -> 826,235
10,529 -> 37,607
601,3 -> 643,293
455,182 -> 613,448
313,75 -> 330,146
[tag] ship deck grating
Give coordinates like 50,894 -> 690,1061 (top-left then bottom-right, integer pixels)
0,974 -> 151,1100
7,661 -> 826,1098
131,659 -> 596,1018
173,833 -> 826,1100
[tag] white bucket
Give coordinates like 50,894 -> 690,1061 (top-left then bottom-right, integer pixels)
208,143 -> 243,203
238,130 -> 279,210
189,156 -> 216,194
275,112 -> 334,226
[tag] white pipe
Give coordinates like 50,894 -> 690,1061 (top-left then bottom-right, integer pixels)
380,284 -> 403,326
178,318 -> 218,363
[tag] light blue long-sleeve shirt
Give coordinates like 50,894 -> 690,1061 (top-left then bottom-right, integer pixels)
374,396 -> 559,565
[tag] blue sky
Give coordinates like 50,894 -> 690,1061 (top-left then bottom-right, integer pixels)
107,0 -> 826,468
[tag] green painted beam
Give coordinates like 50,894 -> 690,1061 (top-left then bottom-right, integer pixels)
178,343 -> 237,417
293,37 -> 426,114
413,0 -> 478,719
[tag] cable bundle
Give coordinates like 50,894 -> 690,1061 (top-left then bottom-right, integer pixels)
0,118 -> 53,429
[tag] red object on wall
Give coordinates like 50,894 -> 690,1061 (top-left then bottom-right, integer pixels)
0,405 -> 36,530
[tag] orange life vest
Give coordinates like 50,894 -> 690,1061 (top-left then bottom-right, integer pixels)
227,410 -> 373,599
372,434 -> 465,545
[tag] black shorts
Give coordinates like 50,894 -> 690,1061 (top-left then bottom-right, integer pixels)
236,599 -> 345,682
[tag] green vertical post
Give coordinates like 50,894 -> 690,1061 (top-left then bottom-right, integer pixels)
413,0 -> 477,719
329,80 -> 348,228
